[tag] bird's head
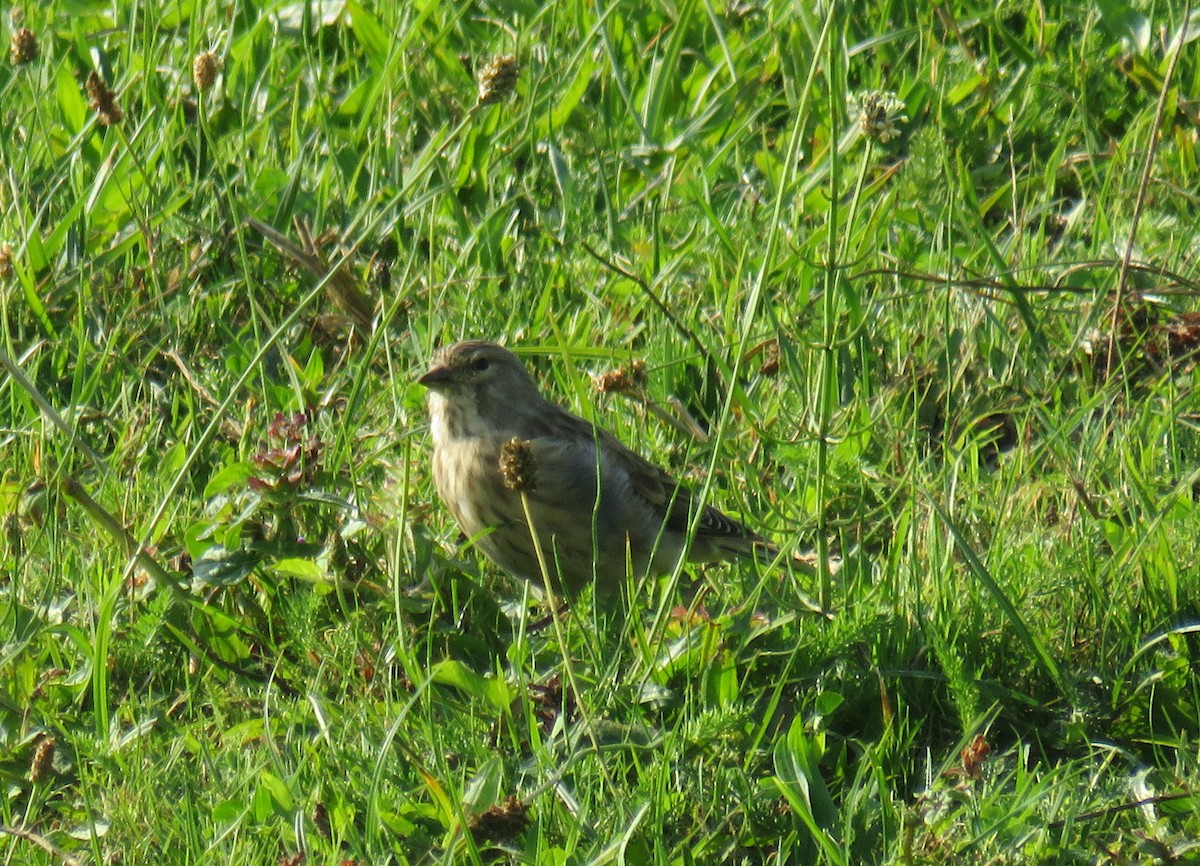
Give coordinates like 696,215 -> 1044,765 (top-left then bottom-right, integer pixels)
418,341 -> 543,434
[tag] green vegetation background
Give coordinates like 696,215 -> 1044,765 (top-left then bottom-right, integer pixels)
2,0 -> 1200,863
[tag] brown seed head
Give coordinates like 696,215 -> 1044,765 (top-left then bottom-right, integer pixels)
192,50 -> 220,91
468,795 -> 530,844
499,437 -> 537,491
594,359 -> 648,395
849,90 -> 906,144
86,70 -> 122,125
0,244 -> 13,280
476,53 -> 519,107
311,802 -> 330,838
30,736 -> 55,783
9,27 -> 37,65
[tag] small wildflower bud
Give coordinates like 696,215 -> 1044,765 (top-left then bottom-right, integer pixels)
849,90 -> 906,144
9,27 -> 37,65
0,244 -> 13,280
499,437 -> 537,491
192,50 -> 220,92
594,359 -> 648,395
476,53 -> 519,107
30,737 -> 55,783
86,69 -> 122,126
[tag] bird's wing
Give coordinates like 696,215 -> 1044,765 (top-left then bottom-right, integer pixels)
606,427 -> 766,546
535,406 -> 769,556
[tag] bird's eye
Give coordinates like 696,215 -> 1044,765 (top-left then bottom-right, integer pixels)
468,357 -> 491,373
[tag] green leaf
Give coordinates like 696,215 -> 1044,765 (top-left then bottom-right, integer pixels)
190,604 -> 253,665
56,61 -> 87,132
203,461 -> 256,498
462,756 -> 503,815
212,798 -> 244,826
270,557 -> 327,582
66,817 -> 110,840
813,691 -> 844,717
258,770 -> 295,817
193,545 -> 260,586
430,660 -> 513,710
771,719 -> 845,864
946,73 -> 986,106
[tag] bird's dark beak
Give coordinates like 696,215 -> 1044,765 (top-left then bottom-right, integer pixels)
418,365 -> 451,388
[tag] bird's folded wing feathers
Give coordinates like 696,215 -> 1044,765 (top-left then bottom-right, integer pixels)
517,405 -> 773,559
588,416 -> 769,549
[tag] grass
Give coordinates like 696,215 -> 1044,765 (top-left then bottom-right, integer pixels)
3,0 -> 1200,863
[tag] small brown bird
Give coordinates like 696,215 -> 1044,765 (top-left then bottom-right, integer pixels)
419,340 -> 774,597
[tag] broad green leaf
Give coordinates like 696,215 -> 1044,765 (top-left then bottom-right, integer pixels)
430,659 -> 513,710
258,770 -> 295,816
203,462 -> 256,498
271,557 -> 327,582
193,544 -> 259,586
462,756 -> 503,814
